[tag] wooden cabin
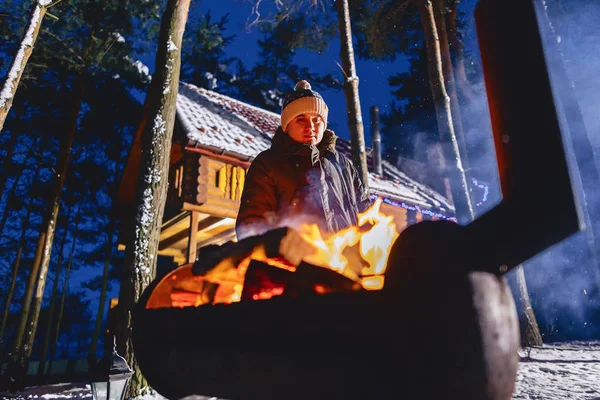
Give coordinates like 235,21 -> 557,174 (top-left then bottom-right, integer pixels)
116,82 -> 455,266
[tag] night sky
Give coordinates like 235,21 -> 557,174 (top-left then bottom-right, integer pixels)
132,0 -> 478,146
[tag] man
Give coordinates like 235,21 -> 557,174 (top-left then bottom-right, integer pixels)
236,80 -> 371,240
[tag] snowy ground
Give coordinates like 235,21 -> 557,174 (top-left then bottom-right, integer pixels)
514,341 -> 600,399
2,342 -> 599,399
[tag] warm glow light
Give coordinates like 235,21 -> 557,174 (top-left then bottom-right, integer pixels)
151,198 -> 399,309
299,223 -> 361,276
361,275 -> 385,291
298,198 -> 398,283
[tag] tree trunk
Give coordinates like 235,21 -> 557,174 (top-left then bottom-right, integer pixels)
335,0 -> 369,190
6,221 -> 46,387
416,0 -> 474,223
446,0 -> 477,103
0,0 -> 49,132
117,0 -> 191,397
48,210 -> 81,372
6,62 -> 89,391
36,205 -> 73,377
516,265 -> 543,346
0,141 -> 45,366
88,217 -> 114,364
0,201 -> 35,356
432,0 -> 472,219
90,131 -> 126,365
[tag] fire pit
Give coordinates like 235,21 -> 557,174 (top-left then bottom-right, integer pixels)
134,220 -> 520,399
132,0 -> 581,398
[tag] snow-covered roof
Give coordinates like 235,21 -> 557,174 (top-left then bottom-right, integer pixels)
176,82 -> 454,213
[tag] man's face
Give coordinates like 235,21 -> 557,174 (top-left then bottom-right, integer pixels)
285,113 -> 325,145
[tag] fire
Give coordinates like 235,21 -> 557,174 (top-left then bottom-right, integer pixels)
298,198 -> 399,289
154,198 -> 399,309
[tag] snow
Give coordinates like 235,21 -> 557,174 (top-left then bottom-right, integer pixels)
203,72 -> 217,90
162,36 -> 180,95
134,186 -> 154,275
513,342 -> 600,399
166,36 -> 178,52
112,32 -> 126,43
2,342 -> 598,399
260,88 -> 284,108
0,383 -> 92,399
126,58 -> 151,81
176,83 -> 272,159
0,4 -> 43,110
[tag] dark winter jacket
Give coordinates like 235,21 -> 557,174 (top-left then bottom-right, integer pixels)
236,127 -> 371,239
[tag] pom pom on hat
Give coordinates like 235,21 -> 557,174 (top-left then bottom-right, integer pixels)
294,80 -> 312,91
281,80 -> 328,131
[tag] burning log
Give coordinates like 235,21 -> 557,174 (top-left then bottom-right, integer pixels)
145,226 -> 363,309
241,260 -> 362,301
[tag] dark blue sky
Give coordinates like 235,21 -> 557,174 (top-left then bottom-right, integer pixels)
193,0 -> 408,145
193,0 -> 480,144
135,0 -> 480,145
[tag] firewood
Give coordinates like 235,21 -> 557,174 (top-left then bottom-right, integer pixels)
193,227 -> 330,283
241,260 -> 362,301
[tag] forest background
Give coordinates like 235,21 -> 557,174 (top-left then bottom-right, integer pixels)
0,0 -> 599,378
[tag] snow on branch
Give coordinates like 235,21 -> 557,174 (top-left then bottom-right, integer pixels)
0,1 -> 48,130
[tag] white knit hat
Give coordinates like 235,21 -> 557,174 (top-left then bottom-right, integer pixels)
280,80 -> 329,131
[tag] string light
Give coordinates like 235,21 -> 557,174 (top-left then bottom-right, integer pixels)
371,178 -> 489,221
471,178 -> 490,207
369,194 -> 457,222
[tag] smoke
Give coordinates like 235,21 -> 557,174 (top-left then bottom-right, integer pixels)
452,0 -> 600,341
518,0 -> 600,341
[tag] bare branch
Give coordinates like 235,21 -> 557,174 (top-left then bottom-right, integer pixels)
95,35 -> 119,65
245,0 -> 329,30
246,0 -> 264,29
47,0 -> 65,9
41,28 -> 86,64
335,60 -> 346,78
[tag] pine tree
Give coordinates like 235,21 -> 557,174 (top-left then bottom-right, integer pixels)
229,14 -> 339,112
1,0 -> 159,389
181,11 -> 236,91
351,0 -> 474,221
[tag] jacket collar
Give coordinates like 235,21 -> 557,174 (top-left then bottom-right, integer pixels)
271,126 -> 338,156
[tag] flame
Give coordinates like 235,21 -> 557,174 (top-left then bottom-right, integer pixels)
360,275 -> 385,291
299,223 -> 361,276
151,198 -> 399,309
297,198 -> 398,289
358,200 -> 399,276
